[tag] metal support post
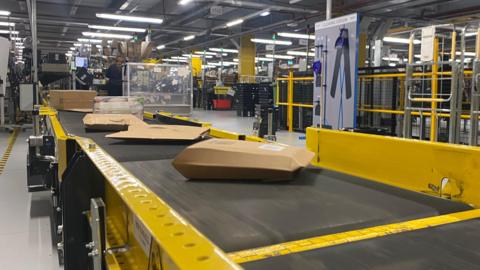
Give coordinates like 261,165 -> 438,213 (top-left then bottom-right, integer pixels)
403,64 -> 413,138
448,62 -> 462,144
469,60 -> 480,145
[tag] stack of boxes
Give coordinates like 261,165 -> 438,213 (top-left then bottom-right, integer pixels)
234,83 -> 257,117
255,83 -> 276,137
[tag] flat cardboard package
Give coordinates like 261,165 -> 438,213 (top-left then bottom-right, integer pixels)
83,114 -> 148,131
106,125 -> 209,141
49,90 -> 96,110
172,139 -> 315,181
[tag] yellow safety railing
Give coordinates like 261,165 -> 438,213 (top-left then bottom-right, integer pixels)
276,71 -> 314,132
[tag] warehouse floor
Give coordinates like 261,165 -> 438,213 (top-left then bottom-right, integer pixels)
0,130 -> 62,270
192,109 -> 307,147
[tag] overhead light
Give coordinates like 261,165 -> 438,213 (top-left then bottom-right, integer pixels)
233,58 -> 238,62
15,42 -> 23,46
226,19 -> 243,27
208,61 -> 238,66
260,11 -> 270,17
83,32 -> 132,39
265,54 -> 294,60
202,64 -> 216,69
0,11 -> 11,16
465,32 -> 477,37
171,56 -> 187,60
251,38 -> 292,46
183,54 -> 213,59
96,13 -> 163,24
0,22 -> 14,27
209,48 -> 238,53
74,43 -> 92,47
256,57 -> 274,62
194,51 -> 227,56
163,58 -> 188,63
179,0 -> 193,5
70,47 -> 76,50
457,51 -> 476,57
96,45 -> 102,48
119,1 -> 129,10
278,32 -> 314,40
88,25 -> 146,33
287,50 -> 314,57
78,38 -> 103,43
383,37 -> 421,45
0,30 -> 19,34
289,0 -> 303,3
183,35 -> 195,41
11,37 -> 22,41
16,46 -> 25,49
157,44 -> 165,49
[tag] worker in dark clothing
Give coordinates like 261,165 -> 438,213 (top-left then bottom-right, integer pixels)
106,56 -> 124,96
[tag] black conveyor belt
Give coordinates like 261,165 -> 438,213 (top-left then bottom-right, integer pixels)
58,111 -> 189,162
58,111 -> 476,268
244,219 -> 480,270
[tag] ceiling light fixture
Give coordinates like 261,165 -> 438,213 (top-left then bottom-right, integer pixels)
256,57 -> 274,62
251,38 -> 292,46
260,10 -> 270,17
265,54 -> 294,60
0,30 -> 19,34
194,51 -> 227,56
209,48 -> 238,53
278,32 -> 314,40
0,10 -> 11,16
78,38 -> 103,43
183,54 -> 213,58
96,13 -> 163,24
70,47 -> 76,50
163,58 -> 188,63
82,32 -> 132,39
287,50 -> 314,57
178,0 -> 193,5
183,35 -> 195,41
157,44 -> 165,49
88,25 -> 146,33
119,1 -> 130,10
0,22 -> 14,26
226,19 -> 243,27
383,37 -> 421,45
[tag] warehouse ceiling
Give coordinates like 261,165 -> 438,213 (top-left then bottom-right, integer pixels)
1,0 -> 480,56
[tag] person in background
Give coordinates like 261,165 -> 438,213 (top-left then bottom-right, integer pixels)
106,56 -> 124,96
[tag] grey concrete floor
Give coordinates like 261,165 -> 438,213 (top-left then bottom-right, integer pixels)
0,130 -> 62,270
191,109 -> 307,147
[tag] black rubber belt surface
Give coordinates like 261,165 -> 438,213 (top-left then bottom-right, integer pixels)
58,111 -> 190,162
243,219 -> 480,270
58,110 -> 475,268
121,159 -> 471,253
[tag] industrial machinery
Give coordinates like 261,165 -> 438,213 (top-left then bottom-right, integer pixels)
26,103 -> 480,269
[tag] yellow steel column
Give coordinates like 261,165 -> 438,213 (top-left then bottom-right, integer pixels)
191,57 -> 202,77
239,35 -> 256,83
288,71 -> 294,132
476,29 -> 480,58
451,31 -> 457,62
358,32 -> 367,68
430,37 -> 439,142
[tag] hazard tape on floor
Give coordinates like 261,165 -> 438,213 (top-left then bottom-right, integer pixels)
0,129 -> 20,175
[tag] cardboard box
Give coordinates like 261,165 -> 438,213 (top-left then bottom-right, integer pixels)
83,114 -> 148,131
172,139 -> 315,181
49,90 -> 96,110
106,125 -> 209,141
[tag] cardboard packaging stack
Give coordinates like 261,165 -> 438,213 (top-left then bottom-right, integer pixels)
93,96 -> 144,119
49,90 -> 97,111
83,114 -> 148,131
173,139 -> 315,181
